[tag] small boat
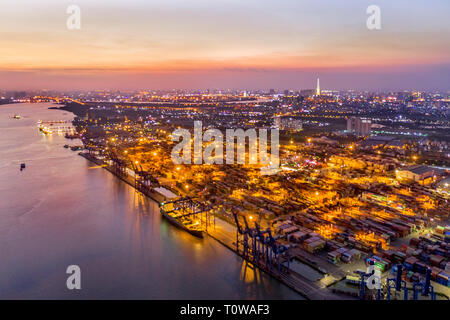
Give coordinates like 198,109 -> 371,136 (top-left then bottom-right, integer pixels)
20,163 -> 26,171
13,114 -> 21,119
64,145 -> 69,148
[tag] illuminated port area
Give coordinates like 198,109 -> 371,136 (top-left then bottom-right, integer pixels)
2,0 -> 450,309
9,88 -> 445,300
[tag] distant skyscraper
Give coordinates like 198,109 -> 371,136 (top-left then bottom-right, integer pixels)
316,78 -> 320,96
347,117 -> 371,136
274,116 -> 302,131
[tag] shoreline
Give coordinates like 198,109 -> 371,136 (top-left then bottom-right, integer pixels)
77,151 -> 350,300
78,152 -> 166,203
55,102 -> 346,300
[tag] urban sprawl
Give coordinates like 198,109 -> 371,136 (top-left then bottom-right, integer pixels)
3,82 -> 449,300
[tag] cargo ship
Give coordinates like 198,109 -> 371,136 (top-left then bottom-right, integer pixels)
160,202 -> 204,238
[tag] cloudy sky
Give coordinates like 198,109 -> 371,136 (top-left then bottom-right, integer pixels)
0,0 -> 449,90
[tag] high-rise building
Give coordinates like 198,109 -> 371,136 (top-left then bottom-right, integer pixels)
274,116 -> 302,131
316,78 -> 320,96
299,89 -> 314,97
347,117 -> 371,136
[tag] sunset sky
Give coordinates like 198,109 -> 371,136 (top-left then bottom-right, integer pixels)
1,0 -> 449,90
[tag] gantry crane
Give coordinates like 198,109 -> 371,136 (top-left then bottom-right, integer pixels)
232,210 -> 290,274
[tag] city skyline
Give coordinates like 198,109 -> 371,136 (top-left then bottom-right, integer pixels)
1,0 -> 449,91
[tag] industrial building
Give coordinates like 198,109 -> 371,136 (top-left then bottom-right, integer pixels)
274,116 -> 303,131
396,165 -> 439,183
347,117 -> 372,136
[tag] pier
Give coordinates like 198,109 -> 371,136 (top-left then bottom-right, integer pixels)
78,152 -> 349,300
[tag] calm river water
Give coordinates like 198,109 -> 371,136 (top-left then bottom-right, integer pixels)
0,103 -> 302,299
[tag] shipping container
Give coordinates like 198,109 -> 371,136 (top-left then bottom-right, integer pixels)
430,254 -> 445,267
375,261 -> 385,272
327,251 -> 341,264
414,261 -> 427,274
409,238 -> 420,247
419,252 -> 430,263
436,272 -> 449,287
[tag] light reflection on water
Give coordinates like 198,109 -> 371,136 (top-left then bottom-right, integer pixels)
0,103 -> 303,300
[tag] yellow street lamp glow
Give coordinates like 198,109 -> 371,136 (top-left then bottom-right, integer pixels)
249,215 -> 253,220
153,152 -> 157,156
307,138 -> 311,143
176,167 -> 180,171
135,161 -> 139,164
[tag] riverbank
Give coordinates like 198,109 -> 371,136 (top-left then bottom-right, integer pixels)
78,151 -> 348,300
0,102 -> 303,299
79,152 -> 167,203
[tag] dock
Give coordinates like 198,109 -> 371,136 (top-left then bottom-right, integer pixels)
205,216 -> 349,300
79,152 -> 167,203
78,151 -> 352,300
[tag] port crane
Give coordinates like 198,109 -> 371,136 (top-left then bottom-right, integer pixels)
232,211 -> 290,274
412,268 -> 436,300
233,211 -> 250,258
386,264 -> 409,300
356,263 -> 437,300
255,222 -> 290,273
130,162 -> 160,192
355,260 -> 382,300
106,151 -> 128,177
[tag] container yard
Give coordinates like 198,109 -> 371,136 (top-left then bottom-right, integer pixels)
65,97 -> 449,300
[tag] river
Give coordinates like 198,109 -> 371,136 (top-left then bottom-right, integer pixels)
0,103 -> 302,299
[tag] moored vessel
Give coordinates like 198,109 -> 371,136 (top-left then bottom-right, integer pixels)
159,200 -> 204,238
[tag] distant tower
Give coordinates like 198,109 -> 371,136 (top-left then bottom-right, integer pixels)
316,78 -> 321,96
